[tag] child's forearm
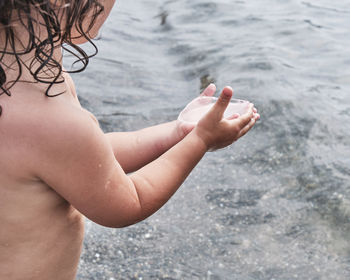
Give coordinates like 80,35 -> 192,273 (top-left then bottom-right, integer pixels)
128,130 -> 207,224
106,120 -> 185,173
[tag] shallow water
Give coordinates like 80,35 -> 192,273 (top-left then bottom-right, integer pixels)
74,0 -> 350,279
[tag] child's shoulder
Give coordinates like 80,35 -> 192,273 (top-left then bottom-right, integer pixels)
0,85 -> 101,178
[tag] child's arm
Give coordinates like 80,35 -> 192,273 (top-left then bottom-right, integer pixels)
105,84 -> 218,173
32,87 -> 256,228
105,121 -> 185,174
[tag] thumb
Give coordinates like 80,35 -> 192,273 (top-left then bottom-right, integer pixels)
200,83 -> 216,97
210,86 -> 233,120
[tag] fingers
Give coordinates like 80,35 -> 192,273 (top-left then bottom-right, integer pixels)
227,105 -> 258,121
253,107 -> 260,120
227,113 -> 240,120
235,104 -> 254,129
234,104 -> 259,139
209,86 -> 233,121
200,83 -> 216,97
237,117 -> 256,139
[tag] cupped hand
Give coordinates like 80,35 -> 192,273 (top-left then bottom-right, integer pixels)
176,83 -> 217,138
193,86 -> 259,151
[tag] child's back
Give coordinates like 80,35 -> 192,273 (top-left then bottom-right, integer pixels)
0,68 -> 87,280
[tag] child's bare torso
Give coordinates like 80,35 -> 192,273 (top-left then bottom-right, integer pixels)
0,72 -> 85,280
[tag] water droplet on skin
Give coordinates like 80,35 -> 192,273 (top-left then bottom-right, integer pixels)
104,180 -> 111,190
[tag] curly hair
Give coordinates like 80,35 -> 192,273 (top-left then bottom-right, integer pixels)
0,0 -> 104,115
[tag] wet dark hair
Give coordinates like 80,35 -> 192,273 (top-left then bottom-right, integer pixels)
0,0 -> 104,114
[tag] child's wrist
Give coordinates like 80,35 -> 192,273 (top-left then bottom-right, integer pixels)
174,120 -> 188,142
190,128 -> 211,152
159,121 -> 187,152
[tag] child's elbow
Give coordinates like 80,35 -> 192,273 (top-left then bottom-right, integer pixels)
96,217 -> 142,229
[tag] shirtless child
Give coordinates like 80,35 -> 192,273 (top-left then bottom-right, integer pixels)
0,1 -> 259,279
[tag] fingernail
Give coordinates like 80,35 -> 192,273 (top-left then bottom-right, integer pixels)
223,90 -> 231,97
208,83 -> 216,90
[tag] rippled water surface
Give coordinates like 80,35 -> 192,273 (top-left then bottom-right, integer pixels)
74,0 -> 350,279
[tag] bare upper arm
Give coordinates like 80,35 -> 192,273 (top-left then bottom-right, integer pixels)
31,105 -> 141,227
